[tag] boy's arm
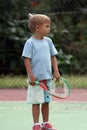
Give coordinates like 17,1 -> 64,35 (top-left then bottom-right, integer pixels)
24,57 -> 36,85
51,55 -> 60,81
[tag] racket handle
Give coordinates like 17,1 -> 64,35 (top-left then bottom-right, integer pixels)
35,81 -> 40,85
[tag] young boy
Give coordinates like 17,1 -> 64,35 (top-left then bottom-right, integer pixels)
22,14 -> 60,130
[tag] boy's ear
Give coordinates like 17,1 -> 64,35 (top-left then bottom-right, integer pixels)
36,25 -> 40,31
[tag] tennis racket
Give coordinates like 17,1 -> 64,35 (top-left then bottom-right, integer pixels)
35,77 -> 70,99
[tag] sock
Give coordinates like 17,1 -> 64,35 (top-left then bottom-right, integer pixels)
34,123 -> 40,126
42,122 -> 49,125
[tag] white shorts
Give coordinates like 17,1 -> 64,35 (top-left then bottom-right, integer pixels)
26,80 -> 52,104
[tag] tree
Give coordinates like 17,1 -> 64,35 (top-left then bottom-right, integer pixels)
0,0 -> 87,75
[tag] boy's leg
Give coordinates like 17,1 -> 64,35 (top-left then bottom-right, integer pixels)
32,104 -> 42,130
41,102 -> 49,122
32,104 -> 40,123
41,103 -> 57,130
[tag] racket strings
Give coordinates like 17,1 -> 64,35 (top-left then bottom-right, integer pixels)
49,79 -> 69,98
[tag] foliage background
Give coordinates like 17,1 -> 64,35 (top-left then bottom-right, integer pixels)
0,0 -> 87,77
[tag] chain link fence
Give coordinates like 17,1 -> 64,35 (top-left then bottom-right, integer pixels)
0,0 -> 87,88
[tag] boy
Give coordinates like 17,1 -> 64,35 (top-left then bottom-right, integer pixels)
22,14 -> 60,130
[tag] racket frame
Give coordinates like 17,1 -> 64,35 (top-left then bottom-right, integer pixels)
35,77 -> 70,99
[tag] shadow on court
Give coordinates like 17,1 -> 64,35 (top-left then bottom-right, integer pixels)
0,102 -> 87,130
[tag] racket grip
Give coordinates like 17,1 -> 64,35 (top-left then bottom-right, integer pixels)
35,81 -> 40,85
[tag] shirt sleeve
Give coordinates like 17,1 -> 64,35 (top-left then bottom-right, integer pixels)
22,40 -> 33,59
47,37 -> 58,56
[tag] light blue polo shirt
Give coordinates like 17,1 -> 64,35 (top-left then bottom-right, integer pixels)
22,36 -> 58,81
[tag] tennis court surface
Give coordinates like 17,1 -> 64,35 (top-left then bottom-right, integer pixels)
0,89 -> 87,130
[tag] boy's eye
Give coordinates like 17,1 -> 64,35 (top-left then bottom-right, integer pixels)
46,25 -> 50,28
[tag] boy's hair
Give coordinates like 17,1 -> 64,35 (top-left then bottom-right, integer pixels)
28,14 -> 50,32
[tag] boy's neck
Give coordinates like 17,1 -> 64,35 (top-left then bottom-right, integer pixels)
33,34 -> 44,40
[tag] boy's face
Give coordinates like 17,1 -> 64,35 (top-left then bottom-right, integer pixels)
36,22 -> 51,36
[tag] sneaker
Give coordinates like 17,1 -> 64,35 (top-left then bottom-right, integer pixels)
42,123 -> 57,130
32,124 -> 42,130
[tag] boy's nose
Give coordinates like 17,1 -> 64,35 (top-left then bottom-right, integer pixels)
48,28 -> 50,31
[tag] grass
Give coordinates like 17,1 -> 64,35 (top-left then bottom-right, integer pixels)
0,75 -> 87,89
63,75 -> 87,89
0,75 -> 27,89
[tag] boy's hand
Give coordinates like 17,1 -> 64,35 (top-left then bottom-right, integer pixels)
53,71 -> 60,82
29,75 -> 36,86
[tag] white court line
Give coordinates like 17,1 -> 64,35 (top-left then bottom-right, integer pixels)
0,106 -> 87,110
52,107 -> 87,110
0,106 -> 87,111
0,106 -> 29,110
0,101 -> 87,110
